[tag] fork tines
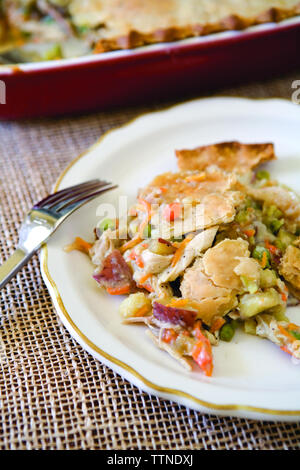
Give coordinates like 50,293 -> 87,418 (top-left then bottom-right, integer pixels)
34,179 -> 117,212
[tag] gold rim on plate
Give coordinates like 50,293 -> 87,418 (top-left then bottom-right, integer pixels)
41,98 -> 300,418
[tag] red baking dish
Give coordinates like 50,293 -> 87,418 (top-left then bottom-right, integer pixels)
0,17 -> 300,120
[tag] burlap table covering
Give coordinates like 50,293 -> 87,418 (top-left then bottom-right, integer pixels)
1,73 -> 300,450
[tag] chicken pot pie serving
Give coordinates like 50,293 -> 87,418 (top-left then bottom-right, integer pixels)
1,0 -> 300,61
66,140 -> 300,377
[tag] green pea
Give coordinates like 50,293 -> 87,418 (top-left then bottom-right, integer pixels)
99,218 -> 115,231
269,218 -> 284,235
256,170 -> 270,181
290,331 -> 300,341
43,44 -> 63,61
277,228 -> 296,250
244,197 -> 261,211
77,25 -> 89,34
252,246 -> 271,268
219,323 -> 236,342
275,239 -> 284,252
263,204 -> 283,220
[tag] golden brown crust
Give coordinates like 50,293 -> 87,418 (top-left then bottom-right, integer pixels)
175,141 -> 276,173
138,168 -> 238,204
285,282 -> 300,301
94,3 -> 300,53
279,244 -> 300,291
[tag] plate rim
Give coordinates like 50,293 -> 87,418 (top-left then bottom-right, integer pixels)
41,96 -> 300,420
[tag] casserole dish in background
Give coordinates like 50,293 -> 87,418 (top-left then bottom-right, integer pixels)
0,16 -> 300,120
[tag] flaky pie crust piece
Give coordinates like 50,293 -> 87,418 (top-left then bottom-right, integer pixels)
93,1 -> 300,53
175,141 -> 276,173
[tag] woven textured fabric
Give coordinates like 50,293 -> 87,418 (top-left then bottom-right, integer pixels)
1,73 -> 300,450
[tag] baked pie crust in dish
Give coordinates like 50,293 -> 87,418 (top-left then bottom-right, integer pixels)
1,0 -> 300,61
66,140 -> 300,378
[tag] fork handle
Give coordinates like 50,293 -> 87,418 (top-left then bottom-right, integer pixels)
0,248 -> 32,289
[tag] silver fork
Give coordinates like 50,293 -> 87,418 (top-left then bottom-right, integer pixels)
0,179 -> 118,289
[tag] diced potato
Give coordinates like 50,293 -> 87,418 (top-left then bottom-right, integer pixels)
267,304 -> 289,322
238,288 -> 281,319
263,203 -> 283,221
260,269 -> 277,289
240,276 -> 259,294
277,228 -> 296,251
244,318 -> 257,335
149,239 -> 175,256
119,292 -> 152,319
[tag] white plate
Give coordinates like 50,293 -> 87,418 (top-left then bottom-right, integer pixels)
41,97 -> 300,421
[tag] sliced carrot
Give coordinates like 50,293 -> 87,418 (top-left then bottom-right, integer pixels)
143,283 -> 154,293
278,324 -> 296,343
210,317 -> 226,333
64,237 -> 92,255
181,330 -> 190,337
120,236 -> 142,254
287,323 -> 300,331
162,329 -> 178,344
171,236 -> 192,267
168,298 -> 203,314
138,198 -> 152,214
167,298 -> 189,308
128,250 -> 136,260
265,239 -> 278,255
193,321 -> 203,339
243,229 -> 255,238
281,346 -> 293,356
139,273 -> 152,284
128,248 -> 144,267
135,305 -> 151,317
281,292 -> 288,302
135,256 -> 144,268
191,325 -> 213,377
260,250 -> 268,269
106,284 -> 131,295
137,198 -> 152,237
185,173 -> 206,183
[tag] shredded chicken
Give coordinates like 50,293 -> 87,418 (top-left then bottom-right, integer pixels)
256,314 -> 300,359
159,227 -> 218,284
141,250 -> 173,275
89,229 -> 116,272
